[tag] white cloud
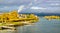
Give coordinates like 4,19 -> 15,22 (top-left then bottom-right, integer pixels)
18,5 -> 25,12
4,6 -> 10,8
0,6 -> 10,10
0,6 -> 18,11
34,0 -> 37,2
50,3 -> 60,5
31,6 -> 47,10
46,1 -> 60,2
7,0 -> 14,4
29,2 -> 32,6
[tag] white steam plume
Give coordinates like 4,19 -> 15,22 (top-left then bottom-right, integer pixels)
18,5 -> 24,12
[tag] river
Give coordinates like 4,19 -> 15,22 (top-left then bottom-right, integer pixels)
0,17 -> 60,33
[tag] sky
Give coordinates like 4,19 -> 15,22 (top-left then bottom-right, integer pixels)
0,0 -> 60,13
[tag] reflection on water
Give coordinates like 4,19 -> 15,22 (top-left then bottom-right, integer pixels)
0,17 -> 60,33
0,30 -> 16,33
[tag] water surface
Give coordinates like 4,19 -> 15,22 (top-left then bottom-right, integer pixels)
0,17 -> 60,33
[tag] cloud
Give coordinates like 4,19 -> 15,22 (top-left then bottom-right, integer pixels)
28,2 -> 32,6
7,0 -> 15,4
0,0 -> 33,5
0,6 -> 10,10
0,0 -> 60,14
31,6 -> 47,10
0,6 -> 18,11
46,0 -> 60,2
35,0 -> 37,1
50,3 -> 60,5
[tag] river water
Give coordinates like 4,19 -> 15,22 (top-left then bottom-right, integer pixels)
0,17 -> 60,33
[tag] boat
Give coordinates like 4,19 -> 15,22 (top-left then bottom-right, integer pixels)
0,10 -> 39,30
0,26 -> 16,30
44,16 -> 60,20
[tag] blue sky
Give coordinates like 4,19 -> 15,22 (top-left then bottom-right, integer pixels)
0,0 -> 60,13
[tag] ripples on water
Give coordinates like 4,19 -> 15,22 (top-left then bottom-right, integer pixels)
0,17 -> 60,33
